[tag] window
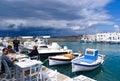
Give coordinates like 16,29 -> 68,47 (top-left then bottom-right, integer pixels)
40,46 -> 48,48
86,51 -> 94,55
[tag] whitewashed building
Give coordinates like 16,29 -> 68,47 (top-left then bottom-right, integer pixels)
96,32 -> 120,43
81,35 -> 96,43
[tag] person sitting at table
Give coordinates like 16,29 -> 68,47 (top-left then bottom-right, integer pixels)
7,45 -> 16,53
0,48 -> 16,74
28,46 -> 39,57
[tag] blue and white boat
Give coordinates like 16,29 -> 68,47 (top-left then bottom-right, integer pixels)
71,48 -> 105,72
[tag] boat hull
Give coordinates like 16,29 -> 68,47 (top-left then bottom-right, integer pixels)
72,62 -> 101,72
49,53 -> 77,66
49,57 -> 71,66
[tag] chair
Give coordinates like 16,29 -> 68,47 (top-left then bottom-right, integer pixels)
0,46 -> 4,54
42,69 -> 57,81
39,65 -> 42,81
1,60 -> 15,81
25,64 -> 41,81
0,56 -> 2,72
48,70 -> 57,81
30,55 -> 39,60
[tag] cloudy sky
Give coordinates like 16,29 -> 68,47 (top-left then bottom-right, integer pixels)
0,0 -> 120,36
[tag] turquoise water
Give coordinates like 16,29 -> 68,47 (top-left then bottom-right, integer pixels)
42,42 -> 120,81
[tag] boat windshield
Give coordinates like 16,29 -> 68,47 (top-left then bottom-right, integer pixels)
40,46 -> 48,48
86,51 -> 94,55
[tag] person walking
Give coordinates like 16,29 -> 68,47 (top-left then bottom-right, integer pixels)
13,37 -> 20,52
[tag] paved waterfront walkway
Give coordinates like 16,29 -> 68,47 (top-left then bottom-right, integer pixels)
0,65 -> 71,81
42,66 -> 71,81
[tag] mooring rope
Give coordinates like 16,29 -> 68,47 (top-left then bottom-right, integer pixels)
42,58 -> 49,64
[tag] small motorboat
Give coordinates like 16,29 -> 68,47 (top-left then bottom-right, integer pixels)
49,52 -> 82,66
23,36 -> 72,57
71,48 -> 105,72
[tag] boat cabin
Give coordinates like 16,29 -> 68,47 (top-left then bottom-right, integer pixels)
84,48 -> 98,60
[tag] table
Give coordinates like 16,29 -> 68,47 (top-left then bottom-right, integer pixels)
14,59 -> 42,81
7,53 -> 28,60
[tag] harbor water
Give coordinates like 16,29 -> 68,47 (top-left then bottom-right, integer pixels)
42,42 -> 120,81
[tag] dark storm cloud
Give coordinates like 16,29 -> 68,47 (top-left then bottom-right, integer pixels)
0,0 -> 113,36
0,0 -> 80,20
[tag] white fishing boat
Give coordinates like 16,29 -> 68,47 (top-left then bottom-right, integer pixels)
71,48 -> 105,72
49,53 -> 80,66
23,36 -> 72,57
